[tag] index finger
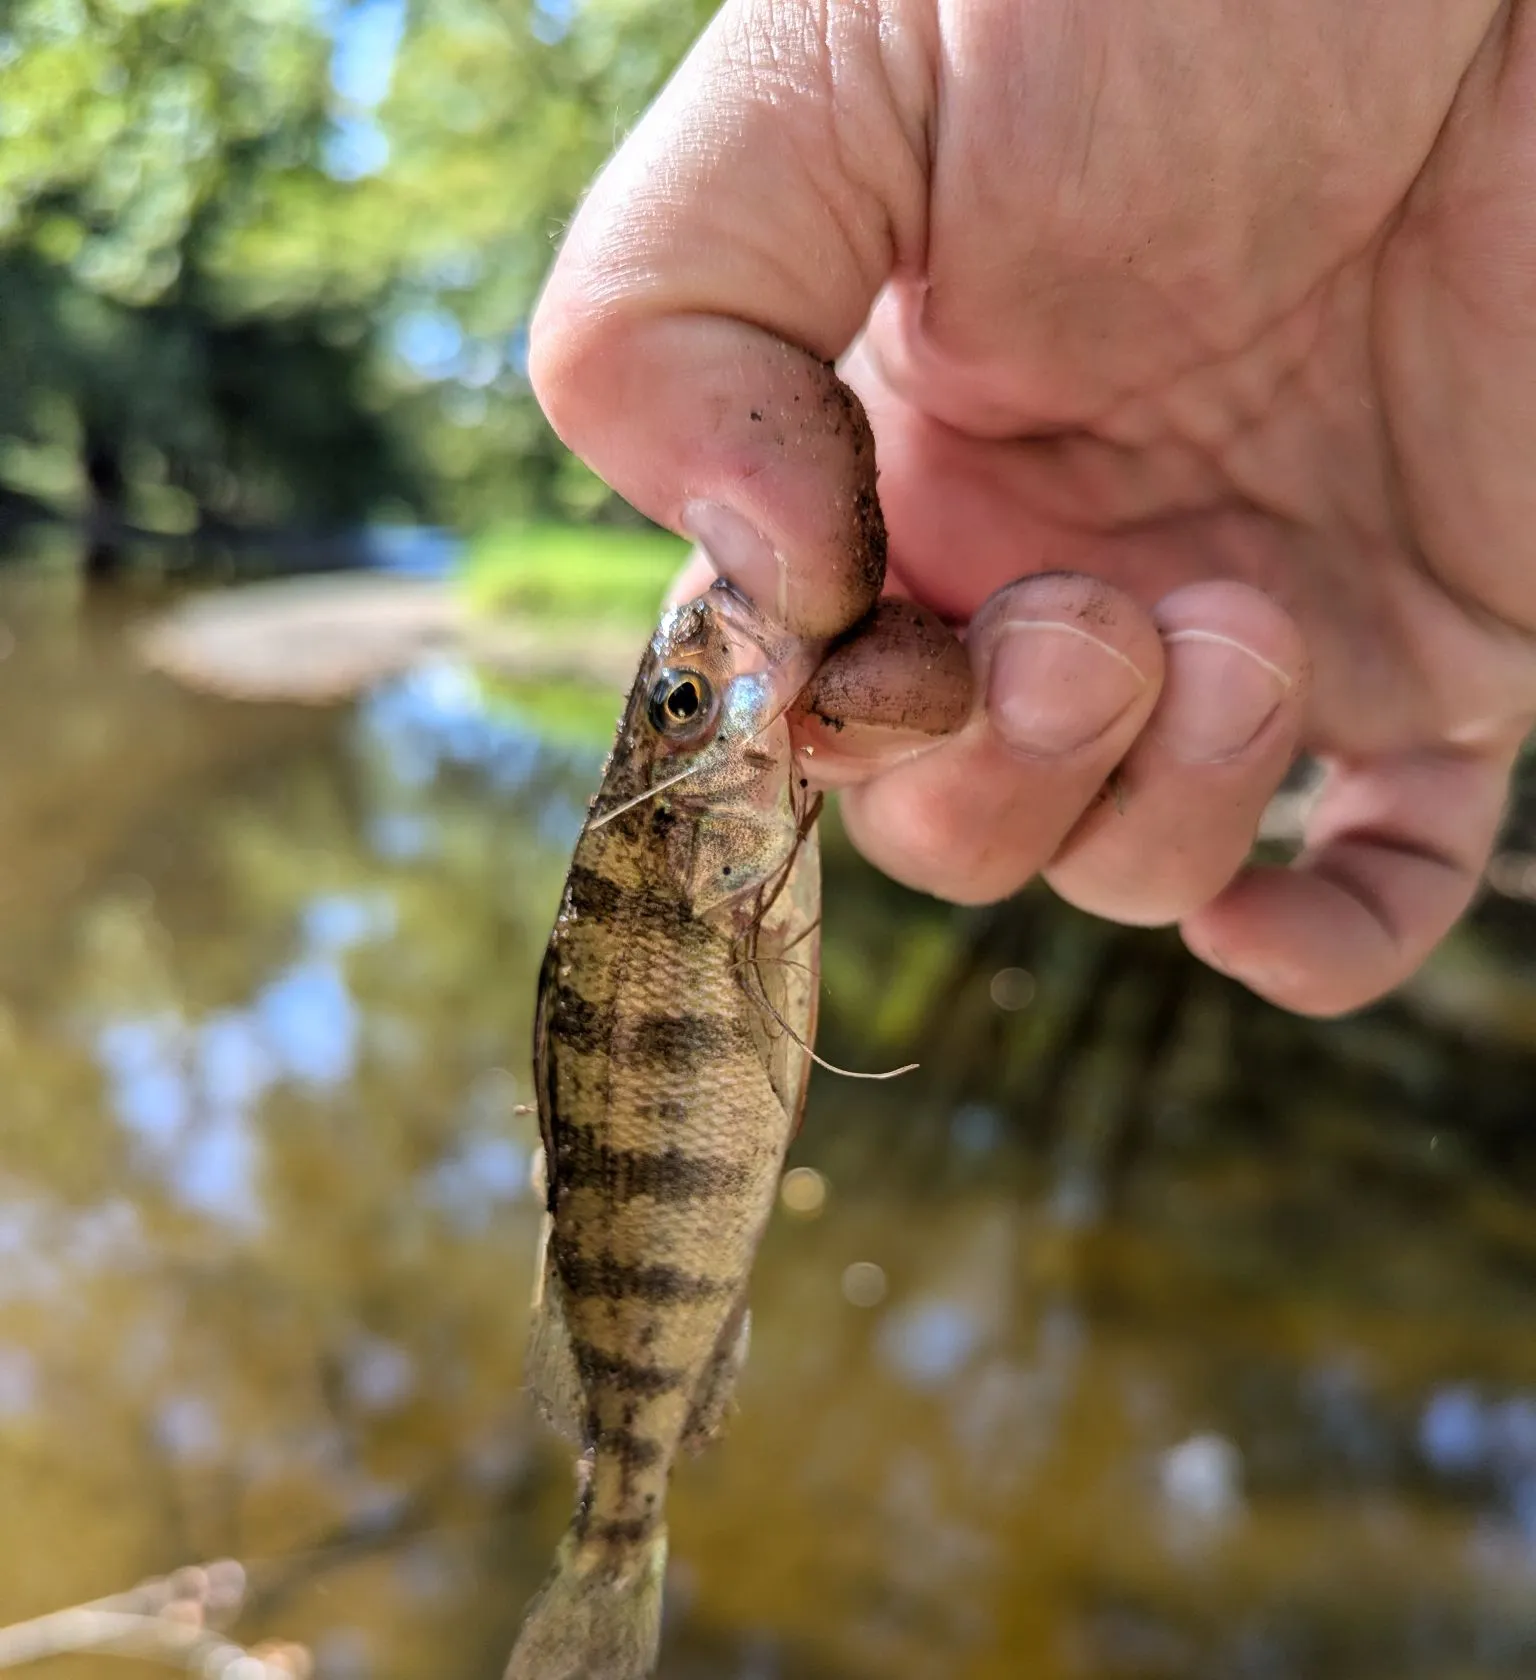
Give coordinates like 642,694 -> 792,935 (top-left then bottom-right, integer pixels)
529,0 -> 931,638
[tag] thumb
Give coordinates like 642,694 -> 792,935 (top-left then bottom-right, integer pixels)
529,0 -> 931,638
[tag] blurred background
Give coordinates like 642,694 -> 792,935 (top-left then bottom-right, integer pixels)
5,3 -> 1536,1678
0,0 -> 721,554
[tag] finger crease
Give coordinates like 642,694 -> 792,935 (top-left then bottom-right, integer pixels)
1302,833 -> 1473,959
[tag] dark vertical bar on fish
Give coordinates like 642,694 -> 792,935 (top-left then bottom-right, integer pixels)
505,580 -> 824,1680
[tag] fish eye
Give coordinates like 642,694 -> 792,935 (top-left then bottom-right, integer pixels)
648,669 -> 715,738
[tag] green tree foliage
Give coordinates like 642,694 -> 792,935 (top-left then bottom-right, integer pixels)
0,0 -> 412,535
354,0 -> 717,524
0,0 -> 715,543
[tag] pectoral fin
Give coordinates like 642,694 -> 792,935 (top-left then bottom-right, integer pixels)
526,1219 -> 585,1442
681,1296 -> 751,1454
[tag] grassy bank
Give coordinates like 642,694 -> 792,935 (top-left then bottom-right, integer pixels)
460,520 -> 691,750
461,520 -> 688,632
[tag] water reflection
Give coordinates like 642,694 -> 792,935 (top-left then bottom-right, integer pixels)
4,562 -> 1536,1676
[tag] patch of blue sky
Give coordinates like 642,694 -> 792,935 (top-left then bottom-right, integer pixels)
357,664 -> 602,856
0,1197 -> 143,1303
413,662 -> 497,753
171,1108 -> 261,1229
155,1392 -> 223,1463
0,1201 -> 59,1301
117,1064 -> 192,1145
344,1333 -> 417,1412
302,891 -> 397,953
95,1013 -> 264,1227
531,0 -> 576,45
459,339 -> 502,388
392,308 -> 465,379
256,959 -> 359,1089
426,1134 -> 529,1232
0,1344 -> 37,1418
97,1013 -> 182,1081
97,1016 -> 192,1147
61,1199 -> 141,1272
317,0 -> 404,181
326,0 -> 406,107
198,1010 -> 277,1112
488,734 -> 553,797
417,250 -> 485,291
322,115 -> 390,181
367,810 -> 438,863
364,662 -> 532,781
1421,1384 -> 1488,1476
536,790 -> 591,850
879,1298 -> 986,1389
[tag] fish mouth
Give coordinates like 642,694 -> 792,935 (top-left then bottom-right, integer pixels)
702,580 -> 825,723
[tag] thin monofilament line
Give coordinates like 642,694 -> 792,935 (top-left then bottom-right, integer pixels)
734,954 -> 816,980
587,755 -> 717,831
590,678 -> 805,834
742,959 -> 918,1082
776,915 -> 821,958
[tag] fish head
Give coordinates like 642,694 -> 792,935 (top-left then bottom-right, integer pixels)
591,581 -> 822,917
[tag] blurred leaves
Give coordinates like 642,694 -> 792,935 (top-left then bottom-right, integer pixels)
0,0 -> 715,540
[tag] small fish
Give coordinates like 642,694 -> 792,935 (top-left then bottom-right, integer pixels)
506,579 -> 824,1680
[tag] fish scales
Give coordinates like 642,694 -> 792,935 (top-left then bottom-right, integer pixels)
506,580 -> 823,1680
546,829 -> 793,1538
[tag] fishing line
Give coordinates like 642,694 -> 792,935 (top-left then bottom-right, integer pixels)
732,954 -> 816,980
739,956 -> 918,1081
575,691 -> 910,1077
776,916 -> 822,958
589,683 -> 804,835
587,754 -> 718,830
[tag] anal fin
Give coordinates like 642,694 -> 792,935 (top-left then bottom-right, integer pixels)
526,1217 -> 585,1442
681,1296 -> 751,1454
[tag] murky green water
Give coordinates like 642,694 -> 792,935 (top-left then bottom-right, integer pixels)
5,559 -> 1536,1679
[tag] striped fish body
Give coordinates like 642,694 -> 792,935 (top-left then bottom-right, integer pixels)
507,581 -> 822,1680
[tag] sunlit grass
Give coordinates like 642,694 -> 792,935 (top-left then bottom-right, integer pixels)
461,520 -> 687,629
477,672 -> 624,752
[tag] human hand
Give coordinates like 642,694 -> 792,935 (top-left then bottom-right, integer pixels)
530,0 -> 1536,1016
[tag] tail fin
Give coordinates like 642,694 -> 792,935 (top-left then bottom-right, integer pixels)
505,1529 -> 668,1680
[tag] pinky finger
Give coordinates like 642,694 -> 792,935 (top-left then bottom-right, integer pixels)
1180,744 -> 1519,1017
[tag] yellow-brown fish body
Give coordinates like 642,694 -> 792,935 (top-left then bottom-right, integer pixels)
507,580 -> 823,1680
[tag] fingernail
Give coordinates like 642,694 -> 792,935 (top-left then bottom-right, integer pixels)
1158,631 -> 1290,762
988,619 -> 1147,756
796,711 -> 949,763
680,501 -> 786,622
664,549 -> 719,607
790,721 -> 947,787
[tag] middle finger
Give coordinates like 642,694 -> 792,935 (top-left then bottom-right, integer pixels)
822,573 -> 1164,903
